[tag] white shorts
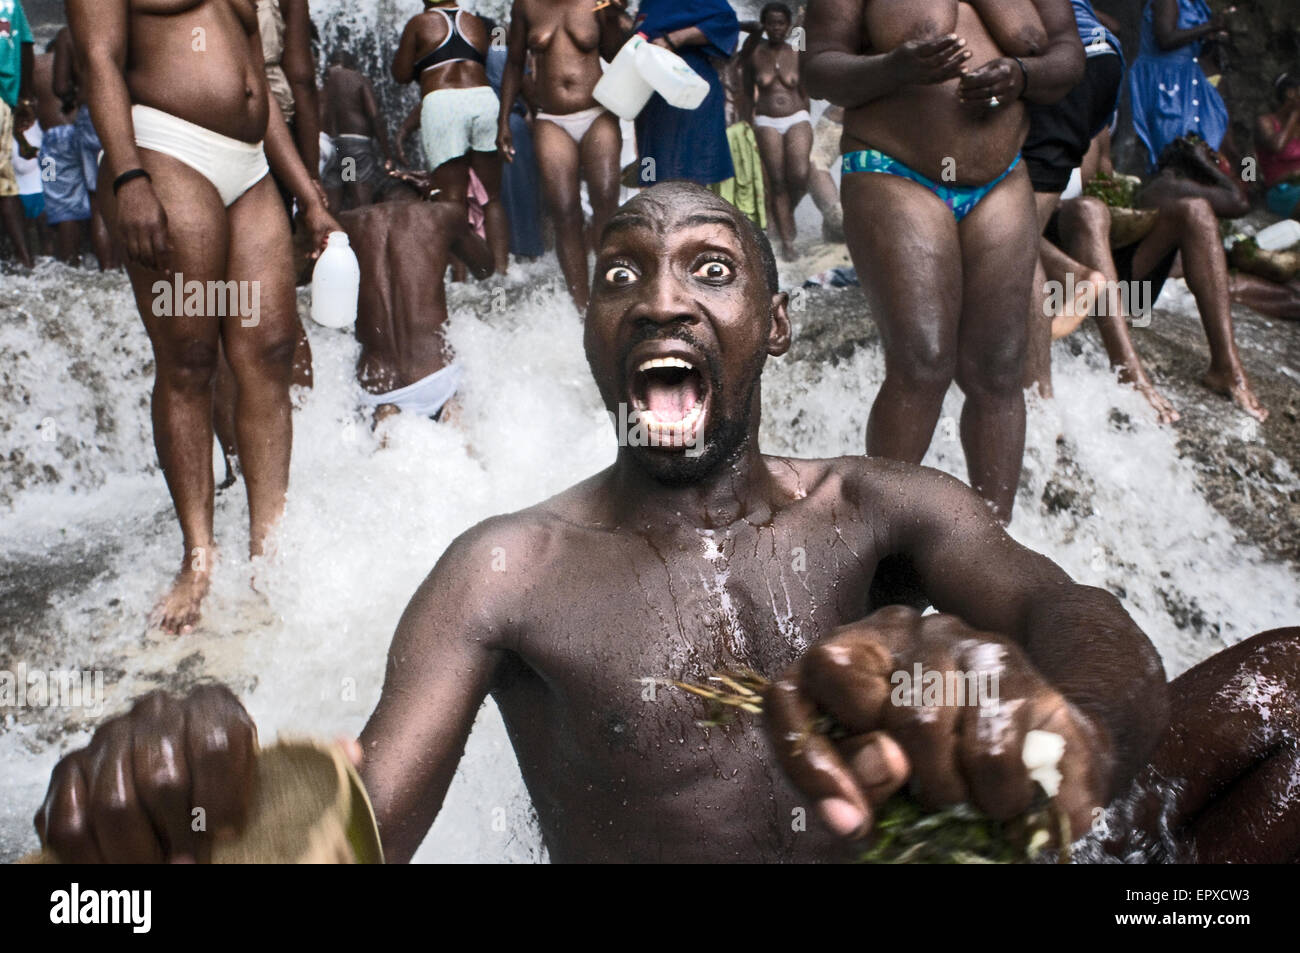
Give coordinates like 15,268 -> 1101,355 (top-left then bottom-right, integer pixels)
420,86 -> 499,172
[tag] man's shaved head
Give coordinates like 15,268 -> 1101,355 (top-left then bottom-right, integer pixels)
602,182 -> 780,296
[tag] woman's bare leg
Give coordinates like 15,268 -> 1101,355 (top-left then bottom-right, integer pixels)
579,112 -> 622,259
1132,197 -> 1267,421
755,123 -> 795,260
533,119 -> 588,309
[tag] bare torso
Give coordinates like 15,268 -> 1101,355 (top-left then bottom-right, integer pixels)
480,457 -> 925,862
342,199 -> 458,394
752,42 -> 807,119
320,66 -> 372,138
123,0 -> 269,143
845,0 -> 1046,184
517,0 -> 604,115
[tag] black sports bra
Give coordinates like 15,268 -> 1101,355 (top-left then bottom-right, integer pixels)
413,7 -> 486,73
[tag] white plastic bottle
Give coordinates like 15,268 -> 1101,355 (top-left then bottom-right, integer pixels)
634,41 -> 709,111
594,34 -> 655,120
310,231 -> 360,329
1255,219 -> 1300,252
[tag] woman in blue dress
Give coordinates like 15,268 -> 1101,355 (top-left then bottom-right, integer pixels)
1128,0 -> 1230,171
629,0 -> 740,187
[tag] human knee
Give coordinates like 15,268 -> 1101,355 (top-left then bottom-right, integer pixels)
958,339 -> 1027,398
1174,196 -> 1217,230
159,339 -> 219,391
1061,196 -> 1109,236
889,337 -> 957,391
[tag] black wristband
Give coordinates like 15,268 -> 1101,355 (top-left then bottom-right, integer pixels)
112,168 -> 151,196
1013,56 -> 1030,95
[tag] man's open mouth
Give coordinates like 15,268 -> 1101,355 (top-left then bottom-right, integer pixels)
627,351 -> 711,450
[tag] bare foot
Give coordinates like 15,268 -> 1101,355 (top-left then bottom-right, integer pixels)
1202,367 -> 1268,422
1132,378 -> 1180,424
1049,270 -> 1107,340
149,560 -> 213,635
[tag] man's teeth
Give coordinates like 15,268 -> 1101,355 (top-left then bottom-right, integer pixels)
637,402 -> 703,434
637,356 -> 694,372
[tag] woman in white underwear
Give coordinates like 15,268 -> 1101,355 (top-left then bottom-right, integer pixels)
392,0 -> 508,274
67,0 -> 342,636
744,2 -> 812,261
497,0 -> 623,311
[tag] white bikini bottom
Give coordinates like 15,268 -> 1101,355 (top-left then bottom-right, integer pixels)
358,363 -> 462,419
536,105 -> 607,145
753,109 -> 812,135
131,104 -> 269,207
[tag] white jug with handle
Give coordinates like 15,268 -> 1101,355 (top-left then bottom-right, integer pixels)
634,40 -> 710,110
594,34 -> 655,120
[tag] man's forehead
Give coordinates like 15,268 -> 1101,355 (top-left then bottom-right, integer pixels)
602,203 -> 747,249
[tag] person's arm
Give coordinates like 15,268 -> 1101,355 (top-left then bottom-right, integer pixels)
1152,0 -> 1224,52
1257,110 -> 1299,156
497,6 -> 527,162
51,29 -> 77,110
958,0 -> 1084,108
67,0 -> 174,272
360,77 -> 392,164
1141,171 -> 1250,219
767,462 -> 1168,839
391,17 -> 419,85
802,0 -> 970,108
596,0 -> 634,62
280,0 -> 319,177
358,520 -> 519,862
394,102 -> 420,168
252,30 -> 340,251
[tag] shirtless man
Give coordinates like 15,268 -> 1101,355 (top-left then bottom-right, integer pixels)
320,50 -> 392,212
32,183 -> 1300,864
68,0 -> 342,634
498,0 -> 622,311
51,26 -> 118,270
804,0 -> 1084,523
745,3 -> 811,261
342,169 -> 492,424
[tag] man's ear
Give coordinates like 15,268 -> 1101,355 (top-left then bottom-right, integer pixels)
767,292 -> 791,357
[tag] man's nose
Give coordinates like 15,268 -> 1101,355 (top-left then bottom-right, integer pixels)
633,271 -> 697,326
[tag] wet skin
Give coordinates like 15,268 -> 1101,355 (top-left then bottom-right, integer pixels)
341,173 -> 493,416
498,0 -> 623,311
746,11 -> 812,260
52,184 -> 1300,866
67,0 -> 342,634
803,0 -> 1084,522
392,2 -> 508,273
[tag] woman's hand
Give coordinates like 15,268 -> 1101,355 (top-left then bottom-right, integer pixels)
115,175 -> 173,274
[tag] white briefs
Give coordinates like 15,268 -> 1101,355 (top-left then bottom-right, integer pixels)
359,363 -> 462,419
536,105 -> 607,145
753,109 -> 812,135
131,104 -> 269,207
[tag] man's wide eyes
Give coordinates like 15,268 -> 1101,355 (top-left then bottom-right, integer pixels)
605,265 -> 636,285
695,260 -> 733,280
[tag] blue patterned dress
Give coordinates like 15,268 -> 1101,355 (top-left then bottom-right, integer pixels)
1128,0 -> 1228,170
